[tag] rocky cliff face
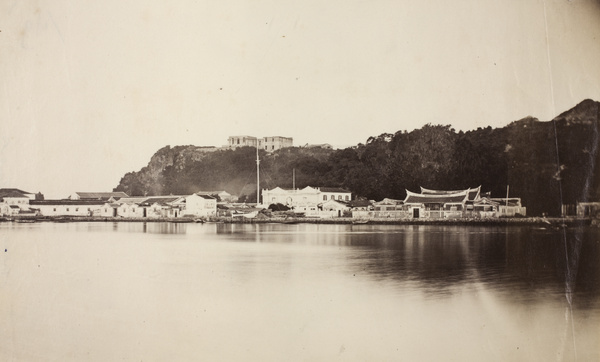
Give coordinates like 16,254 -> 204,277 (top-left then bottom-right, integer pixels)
114,145 -> 218,197
113,100 -> 599,216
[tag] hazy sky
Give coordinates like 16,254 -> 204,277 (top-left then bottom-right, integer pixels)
2,0 -> 600,198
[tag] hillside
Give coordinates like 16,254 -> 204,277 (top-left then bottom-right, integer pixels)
114,100 -> 599,216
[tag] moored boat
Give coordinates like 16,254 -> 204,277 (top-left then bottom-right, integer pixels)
15,218 -> 37,223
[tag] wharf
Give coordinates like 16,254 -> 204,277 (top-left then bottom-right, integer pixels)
1,215 -> 594,227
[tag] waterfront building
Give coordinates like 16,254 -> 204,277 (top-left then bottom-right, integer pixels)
391,186 -> 526,219
404,189 -> 471,219
97,194 -> 216,219
115,196 -> 185,218
0,188 -> 39,216
261,186 -> 352,208
371,199 -> 406,219
490,197 -> 527,217
320,199 -> 351,217
0,203 -> 20,216
184,194 -> 217,217
30,200 -> 106,217
0,188 -> 35,209
349,199 -> 374,219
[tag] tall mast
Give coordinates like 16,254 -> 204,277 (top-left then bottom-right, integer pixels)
293,168 -> 295,189
256,142 -> 260,204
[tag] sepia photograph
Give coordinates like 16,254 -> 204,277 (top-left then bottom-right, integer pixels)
1,1 -> 599,361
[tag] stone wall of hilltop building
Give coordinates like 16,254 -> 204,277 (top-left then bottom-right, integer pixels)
259,136 -> 293,152
227,136 -> 258,149
227,135 -> 293,152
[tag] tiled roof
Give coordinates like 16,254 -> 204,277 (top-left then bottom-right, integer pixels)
374,198 -> 403,205
473,198 -> 500,206
30,200 -> 105,205
0,189 -> 32,198
321,199 -> 349,206
196,194 -> 216,200
420,186 -> 481,201
404,190 -> 468,204
405,194 -> 468,204
420,187 -> 465,194
116,197 -> 149,204
467,189 -> 480,201
491,198 -> 522,207
319,187 -> 351,193
348,200 -> 372,208
196,190 -> 230,195
75,192 -> 129,200
140,197 -> 182,205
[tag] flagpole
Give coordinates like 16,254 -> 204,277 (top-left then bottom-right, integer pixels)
256,143 -> 260,205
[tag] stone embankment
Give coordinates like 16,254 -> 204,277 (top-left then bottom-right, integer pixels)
1,215 -> 594,227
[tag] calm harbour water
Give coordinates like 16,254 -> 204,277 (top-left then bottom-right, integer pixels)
1,222 -> 599,361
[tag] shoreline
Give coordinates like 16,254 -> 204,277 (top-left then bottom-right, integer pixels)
1,215 -> 594,227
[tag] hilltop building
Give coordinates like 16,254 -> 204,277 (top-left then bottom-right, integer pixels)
227,136 -> 293,152
303,143 -> 333,149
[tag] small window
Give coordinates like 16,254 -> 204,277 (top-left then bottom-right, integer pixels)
75,208 -> 79,212
132,208 -> 136,212
345,195 -> 349,201
323,195 -> 327,201
53,208 -> 57,212
338,195 -> 342,200
66,208 -> 70,212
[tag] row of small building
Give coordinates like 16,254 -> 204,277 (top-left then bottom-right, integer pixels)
0,189 -> 219,219
0,186 -> 531,220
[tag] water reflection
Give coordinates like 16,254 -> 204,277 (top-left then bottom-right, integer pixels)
211,223 -> 600,304
3,222 -> 599,361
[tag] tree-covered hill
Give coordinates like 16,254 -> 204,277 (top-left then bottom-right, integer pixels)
114,99 -> 599,216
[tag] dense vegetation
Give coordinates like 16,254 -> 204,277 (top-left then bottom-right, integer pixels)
115,100 -> 599,216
